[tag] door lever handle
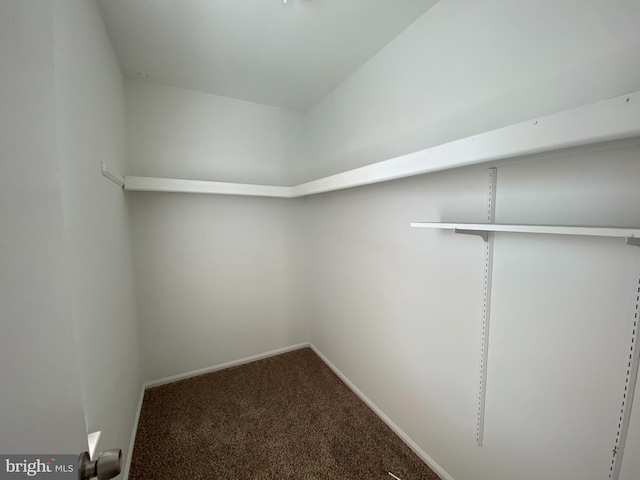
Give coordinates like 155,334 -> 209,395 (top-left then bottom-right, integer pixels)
78,449 -> 121,480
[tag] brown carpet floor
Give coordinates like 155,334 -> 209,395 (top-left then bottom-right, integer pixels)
129,348 -> 440,480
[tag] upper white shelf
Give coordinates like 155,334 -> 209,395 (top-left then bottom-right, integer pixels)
107,90 -> 640,197
124,176 -> 290,198
410,222 -> 640,240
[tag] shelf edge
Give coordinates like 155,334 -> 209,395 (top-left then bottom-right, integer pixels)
410,223 -> 640,238
124,176 -> 292,198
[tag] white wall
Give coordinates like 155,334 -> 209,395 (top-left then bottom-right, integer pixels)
296,3 -> 640,477
125,80 -> 306,186
302,143 -> 640,480
53,0 -> 142,472
96,2 -> 640,479
303,0 -> 640,182
124,80 -> 309,384
129,193 -> 307,382
0,0 -> 88,453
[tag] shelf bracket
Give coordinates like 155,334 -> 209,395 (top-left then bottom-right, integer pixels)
101,162 -> 125,188
455,228 -> 489,242
626,237 -> 640,248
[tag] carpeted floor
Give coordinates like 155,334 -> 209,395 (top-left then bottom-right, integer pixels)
129,348 -> 440,480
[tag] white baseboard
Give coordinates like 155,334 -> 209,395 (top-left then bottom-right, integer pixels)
309,343 -> 455,480
144,342 -> 310,389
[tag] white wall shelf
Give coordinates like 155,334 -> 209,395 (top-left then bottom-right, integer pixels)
410,222 -> 640,243
106,91 -> 640,198
123,176 -> 291,198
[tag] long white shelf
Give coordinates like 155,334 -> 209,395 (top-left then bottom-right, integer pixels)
410,222 -> 640,240
124,176 -> 291,198
290,91 -> 640,197
106,90 -> 640,198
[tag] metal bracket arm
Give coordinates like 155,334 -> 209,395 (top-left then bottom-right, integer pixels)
455,228 -> 489,242
626,237 -> 640,248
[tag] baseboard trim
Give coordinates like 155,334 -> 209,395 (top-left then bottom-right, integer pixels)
309,343 -> 455,480
144,342 -> 310,389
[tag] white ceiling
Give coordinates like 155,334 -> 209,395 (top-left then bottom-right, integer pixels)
97,0 -> 439,111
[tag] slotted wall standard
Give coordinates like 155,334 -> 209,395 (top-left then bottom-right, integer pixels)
411,174 -> 640,480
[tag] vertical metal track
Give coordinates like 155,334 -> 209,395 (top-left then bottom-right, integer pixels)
609,274 -> 640,479
477,168 -> 497,447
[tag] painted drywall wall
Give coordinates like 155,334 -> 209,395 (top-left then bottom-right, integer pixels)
302,0 -> 640,182
124,80 -> 309,384
297,4 -> 640,475
489,144 -> 640,480
620,366 -> 640,478
0,0 -> 88,453
53,0 -> 142,471
100,2 -> 640,478
302,142 -> 640,480
125,80 -> 306,186
129,193 -> 307,382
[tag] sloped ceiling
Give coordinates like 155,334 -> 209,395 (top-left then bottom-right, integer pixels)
98,0 -> 439,111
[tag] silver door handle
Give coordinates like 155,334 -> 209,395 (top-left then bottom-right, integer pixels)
78,449 -> 121,480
